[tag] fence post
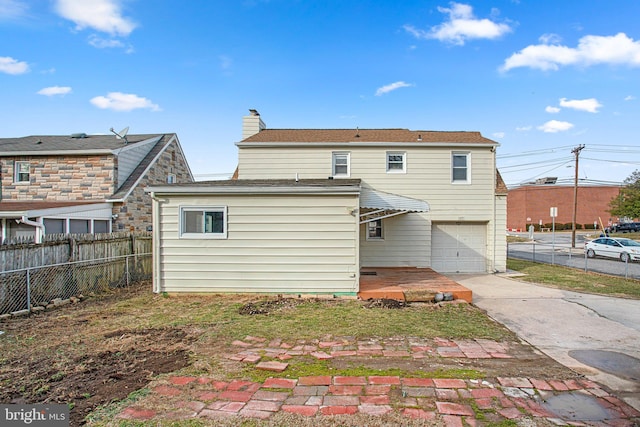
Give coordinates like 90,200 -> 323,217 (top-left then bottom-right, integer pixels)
126,256 -> 130,287
532,243 -> 535,262
26,268 -> 31,313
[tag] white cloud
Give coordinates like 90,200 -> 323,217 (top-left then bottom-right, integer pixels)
37,86 -> 72,96
492,132 -> 505,138
55,0 -> 136,36
405,2 -> 511,46
538,33 -> 561,45
516,125 -> 532,131
0,0 -> 28,20
501,32 -> 640,72
537,120 -> 574,133
90,92 -> 160,112
624,95 -> 635,101
219,55 -> 233,70
0,56 -> 29,74
559,97 -> 602,113
545,106 -> 560,113
375,81 -> 413,96
88,34 -> 124,48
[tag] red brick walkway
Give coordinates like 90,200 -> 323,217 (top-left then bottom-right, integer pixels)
119,375 -> 638,424
116,336 -> 640,425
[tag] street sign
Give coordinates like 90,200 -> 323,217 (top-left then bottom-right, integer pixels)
550,207 -> 558,218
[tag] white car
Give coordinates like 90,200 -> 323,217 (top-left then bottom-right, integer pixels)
585,237 -> 640,262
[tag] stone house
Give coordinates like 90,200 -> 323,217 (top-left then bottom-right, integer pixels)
0,133 -> 193,242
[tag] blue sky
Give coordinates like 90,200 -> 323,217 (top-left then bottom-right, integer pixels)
2,0 -> 640,187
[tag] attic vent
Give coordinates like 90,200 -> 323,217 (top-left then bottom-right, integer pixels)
70,133 -> 87,139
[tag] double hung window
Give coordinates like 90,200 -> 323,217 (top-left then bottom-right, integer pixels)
386,152 -> 406,173
452,152 -> 470,183
332,152 -> 350,177
14,161 -> 30,183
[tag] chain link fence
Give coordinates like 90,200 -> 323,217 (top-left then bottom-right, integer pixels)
507,242 -> 640,280
0,253 -> 151,316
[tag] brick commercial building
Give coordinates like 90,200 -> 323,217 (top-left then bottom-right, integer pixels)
507,184 -> 621,232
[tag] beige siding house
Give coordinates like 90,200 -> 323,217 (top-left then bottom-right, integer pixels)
146,110 -> 507,295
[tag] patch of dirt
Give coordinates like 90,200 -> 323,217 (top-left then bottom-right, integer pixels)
238,297 -> 306,315
363,298 -> 407,309
0,283 -> 195,426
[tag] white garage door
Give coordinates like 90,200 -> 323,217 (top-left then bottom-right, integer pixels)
431,223 -> 486,273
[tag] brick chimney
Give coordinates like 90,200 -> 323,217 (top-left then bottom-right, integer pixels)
242,109 -> 266,140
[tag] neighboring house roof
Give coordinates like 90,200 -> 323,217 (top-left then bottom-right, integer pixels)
0,201 -> 112,219
0,133 -> 194,203
0,133 -> 163,155
240,129 -> 498,145
496,170 -> 508,195
108,134 -> 194,201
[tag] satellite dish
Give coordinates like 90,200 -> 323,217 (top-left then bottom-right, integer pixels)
109,126 -> 130,144
116,126 -> 129,139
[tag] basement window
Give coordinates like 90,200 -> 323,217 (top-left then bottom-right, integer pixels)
180,206 -> 227,239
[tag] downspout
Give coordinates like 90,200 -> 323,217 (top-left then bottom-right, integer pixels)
492,147 -> 497,273
150,192 -> 161,293
18,216 -> 44,244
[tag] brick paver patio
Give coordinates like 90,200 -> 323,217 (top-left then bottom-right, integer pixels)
116,336 -> 640,425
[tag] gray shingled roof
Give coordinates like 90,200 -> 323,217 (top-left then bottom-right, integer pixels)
241,129 -> 497,144
0,134 -> 164,154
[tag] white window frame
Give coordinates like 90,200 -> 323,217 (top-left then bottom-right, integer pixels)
452,152 -> 470,184
14,161 -> 30,183
167,173 -> 176,184
179,206 -> 228,239
366,219 -> 384,240
332,152 -> 350,177
386,151 -> 406,173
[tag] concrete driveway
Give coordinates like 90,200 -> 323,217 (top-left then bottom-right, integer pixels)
451,273 -> 640,412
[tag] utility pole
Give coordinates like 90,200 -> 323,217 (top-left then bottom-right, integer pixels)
571,144 -> 585,248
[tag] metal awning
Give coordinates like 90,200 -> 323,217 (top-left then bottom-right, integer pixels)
359,188 -> 429,224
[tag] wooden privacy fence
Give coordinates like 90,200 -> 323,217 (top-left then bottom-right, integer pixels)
0,232 -> 152,272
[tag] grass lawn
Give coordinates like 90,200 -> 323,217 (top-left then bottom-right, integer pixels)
507,258 -> 640,299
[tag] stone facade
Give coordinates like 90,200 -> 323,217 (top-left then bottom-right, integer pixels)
113,139 -> 192,232
1,155 -> 115,201
1,135 -> 192,234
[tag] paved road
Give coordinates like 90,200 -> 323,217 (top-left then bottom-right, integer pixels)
451,273 -> 640,412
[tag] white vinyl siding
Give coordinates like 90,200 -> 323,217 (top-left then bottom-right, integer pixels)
238,146 -> 495,221
154,193 -> 359,294
360,214 -> 430,267
237,143 -> 503,273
